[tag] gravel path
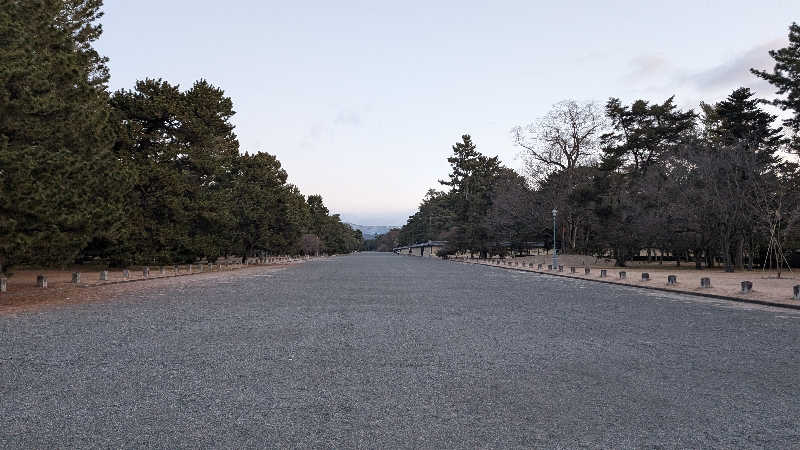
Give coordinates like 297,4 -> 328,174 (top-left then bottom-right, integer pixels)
2,253 -> 800,448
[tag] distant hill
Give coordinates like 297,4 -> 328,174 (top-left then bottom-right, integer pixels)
347,224 -> 400,240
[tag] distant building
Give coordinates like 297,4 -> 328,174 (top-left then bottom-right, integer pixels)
393,241 -> 447,257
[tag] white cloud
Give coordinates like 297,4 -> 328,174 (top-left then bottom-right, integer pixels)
623,37 -> 786,101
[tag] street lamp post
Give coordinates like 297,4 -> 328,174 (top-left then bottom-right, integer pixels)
552,209 -> 558,269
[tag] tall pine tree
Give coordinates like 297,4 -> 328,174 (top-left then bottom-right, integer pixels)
752,22 -> 800,154
0,0 -> 126,272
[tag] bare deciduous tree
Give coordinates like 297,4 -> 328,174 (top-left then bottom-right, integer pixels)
512,100 -> 605,185
299,234 -> 322,256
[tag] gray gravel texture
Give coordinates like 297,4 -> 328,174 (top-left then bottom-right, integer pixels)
2,252 -> 800,448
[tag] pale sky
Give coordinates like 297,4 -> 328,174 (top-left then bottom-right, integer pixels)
95,1 -> 800,225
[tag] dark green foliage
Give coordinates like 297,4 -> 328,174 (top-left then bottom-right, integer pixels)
0,1 -> 359,273
752,22 -> 800,152
230,152 -> 289,259
437,135 -> 503,257
0,0 -> 126,271
601,96 -> 696,175
398,190 -> 452,246
108,79 -> 240,264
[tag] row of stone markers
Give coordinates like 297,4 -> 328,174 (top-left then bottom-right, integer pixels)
456,258 -> 800,301
0,255 -> 315,293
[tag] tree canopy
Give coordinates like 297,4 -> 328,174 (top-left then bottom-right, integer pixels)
0,1 -> 361,274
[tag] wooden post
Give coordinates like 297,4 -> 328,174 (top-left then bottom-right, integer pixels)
0,277 -> 7,293
143,267 -> 150,278
100,270 -> 109,281
700,277 -> 711,288
36,275 -> 47,288
72,272 -> 80,284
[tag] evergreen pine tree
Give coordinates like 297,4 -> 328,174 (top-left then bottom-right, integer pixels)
752,22 -> 800,153
0,0 -> 126,272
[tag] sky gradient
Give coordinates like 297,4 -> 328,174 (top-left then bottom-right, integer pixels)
95,1 -> 800,225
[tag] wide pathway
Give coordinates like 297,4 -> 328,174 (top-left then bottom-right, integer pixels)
2,253 -> 800,447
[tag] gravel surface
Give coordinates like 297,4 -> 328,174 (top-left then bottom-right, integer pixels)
2,253 -> 800,448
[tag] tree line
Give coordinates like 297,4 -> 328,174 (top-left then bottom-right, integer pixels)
0,0 -> 361,273
397,23 -> 800,272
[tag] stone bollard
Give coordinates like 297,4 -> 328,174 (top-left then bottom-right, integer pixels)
537,264 -> 543,270
100,270 -> 109,281
188,265 -> 193,274
548,264 -> 553,270
741,281 -> 752,293
570,266 -> 576,273
37,275 -> 47,288
143,267 -> 150,278
72,272 -> 81,284
558,265 -> 564,272
160,266 -> 165,276
584,267 -> 591,275
0,277 -> 6,293
667,275 -> 677,286
600,269 -> 607,278
794,285 -> 800,300
700,277 -> 711,288
123,269 -> 129,280
619,271 -> 626,280
208,263 -> 213,272
641,272 -> 650,281
174,265 -> 179,274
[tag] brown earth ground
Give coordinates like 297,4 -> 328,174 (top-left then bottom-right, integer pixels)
0,258 -> 316,315
455,254 -> 800,307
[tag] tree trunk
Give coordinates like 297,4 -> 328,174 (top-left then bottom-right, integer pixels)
719,228 -> 734,272
614,247 -> 628,267
735,239 -> 744,270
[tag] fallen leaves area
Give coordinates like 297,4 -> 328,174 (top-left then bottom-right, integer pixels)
463,256 -> 800,307
0,263 -> 297,315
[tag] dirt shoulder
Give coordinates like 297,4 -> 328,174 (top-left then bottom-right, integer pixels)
456,256 -> 800,308
0,259 -> 313,315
